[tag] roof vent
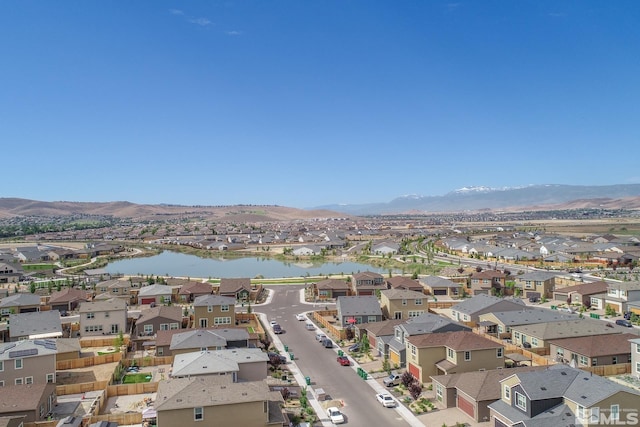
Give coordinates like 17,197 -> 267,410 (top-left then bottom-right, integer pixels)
561,371 -> 567,375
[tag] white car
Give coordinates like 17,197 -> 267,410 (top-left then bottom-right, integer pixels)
269,320 -> 278,327
376,392 -> 396,408
295,313 -> 306,321
326,406 -> 345,424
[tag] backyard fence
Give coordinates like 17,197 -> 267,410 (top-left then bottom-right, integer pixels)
56,352 -> 123,370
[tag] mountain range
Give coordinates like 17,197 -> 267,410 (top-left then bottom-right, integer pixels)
2,184 -> 640,220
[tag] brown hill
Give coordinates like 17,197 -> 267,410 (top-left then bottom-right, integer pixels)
0,198 -> 350,222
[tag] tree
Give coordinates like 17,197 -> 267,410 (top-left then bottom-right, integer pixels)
382,356 -> 391,374
408,382 -> 423,400
401,371 -> 415,388
268,354 -> 283,370
30,282 -> 36,293
259,334 -> 272,350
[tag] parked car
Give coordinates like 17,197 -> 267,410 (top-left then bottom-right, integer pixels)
528,296 -> 540,303
382,372 -> 401,387
316,332 -> 327,342
270,320 -> 278,327
306,321 -> 316,330
326,407 -> 345,424
616,319 -> 633,327
522,341 -> 532,349
376,392 -> 396,408
348,342 -> 360,352
624,311 -> 632,320
337,355 -> 350,366
321,337 -> 333,348
273,324 -> 283,334
296,313 -> 306,321
267,352 -> 287,364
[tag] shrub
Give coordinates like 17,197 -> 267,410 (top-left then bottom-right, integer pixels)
401,371 -> 415,388
409,382 -> 423,400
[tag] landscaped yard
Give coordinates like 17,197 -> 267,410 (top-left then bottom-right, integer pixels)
123,373 -> 153,384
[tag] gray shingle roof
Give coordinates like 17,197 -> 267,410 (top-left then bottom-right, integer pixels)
452,294 -> 525,315
8,310 -> 62,338
336,296 -> 382,316
193,294 -> 236,307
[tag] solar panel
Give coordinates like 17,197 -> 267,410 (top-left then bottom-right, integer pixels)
8,348 -> 38,358
34,340 -> 45,346
0,343 -> 17,354
44,343 -> 57,350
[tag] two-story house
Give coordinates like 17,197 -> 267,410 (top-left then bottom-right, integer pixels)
155,376 -> 285,427
313,279 -> 351,299
419,275 -> 461,298
548,333 -> 638,367
0,294 -> 41,319
137,284 -> 174,306
630,337 -> 640,379
386,276 -> 424,293
335,296 -> 383,327
193,295 -> 236,328
157,328 -> 250,357
451,294 -> 526,326
0,340 -> 57,386
596,281 -> 640,314
8,311 -> 63,341
406,330 -> 505,383
350,271 -> 386,296
489,365 -> 640,427
0,262 -> 23,284
134,305 -> 183,337
0,383 -> 57,422
380,289 -> 427,320
170,348 -> 268,381
469,270 -> 507,296
78,298 -> 127,337
514,272 -> 556,299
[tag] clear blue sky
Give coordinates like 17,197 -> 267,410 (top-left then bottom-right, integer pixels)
2,1 -> 639,208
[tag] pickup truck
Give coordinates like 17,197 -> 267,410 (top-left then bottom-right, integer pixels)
382,372 -> 401,387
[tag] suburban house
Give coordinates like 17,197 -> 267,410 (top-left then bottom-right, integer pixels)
350,271 -> 386,296
548,333 -> 638,367
193,295 -> 236,328
372,241 -> 400,255
78,298 -> 128,337
167,328 -> 250,357
335,296 -> 383,327
488,365 -> 640,427
47,288 -> 89,313
177,281 -> 213,303
469,270 -> 507,295
514,272 -> 556,299
134,305 -> 183,337
450,294 -> 526,325
406,330 -> 505,383
0,294 -> 41,318
552,280 -> 609,308
8,311 -> 63,341
380,288 -> 427,320
170,348 -> 268,381
477,307 -> 577,338
356,319 -> 405,358
313,279 -> 351,299
508,319 -> 625,351
630,337 -> 640,379
0,262 -> 23,284
137,284 -> 174,305
54,338 -> 82,362
292,245 -> 323,256
419,275 -> 461,298
430,366 -> 544,423
0,339 -> 57,386
218,278 -> 260,302
388,313 -> 471,368
386,276 -> 423,293
0,383 -> 57,422
93,279 -> 134,303
154,376 -> 285,427
0,415 -> 26,427
596,281 -> 640,314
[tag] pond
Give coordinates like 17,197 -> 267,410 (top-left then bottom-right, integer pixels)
104,250 -> 395,279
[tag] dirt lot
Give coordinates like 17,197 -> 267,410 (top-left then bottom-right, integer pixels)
56,361 -> 119,385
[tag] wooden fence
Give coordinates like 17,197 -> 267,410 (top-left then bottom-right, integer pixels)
56,352 -> 123,370
56,381 -> 110,396
79,337 -> 130,348
312,310 -> 347,340
581,363 -> 631,376
480,332 -> 553,366
122,356 -> 173,367
106,381 -> 159,397
25,421 -> 59,427
90,412 -> 143,425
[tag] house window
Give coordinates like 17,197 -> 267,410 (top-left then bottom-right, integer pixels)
447,348 -> 454,359
15,378 -> 23,385
105,312 -> 110,318
170,323 -> 179,330
576,404 -> 586,421
636,362 -> 640,374
592,358 -> 597,366
531,338 -> 538,347
408,311 -> 424,318
402,299 -> 407,306
464,351 -> 471,361
514,331 -> 521,341
15,359 -> 23,369
144,324 -> 153,334
157,347 -> 164,356
214,317 -> 231,325
611,404 -> 620,421
194,407 -> 204,421
637,343 -> 640,353
415,299 -> 422,305
436,384 -> 443,401
504,385 -> 510,400
579,355 -> 588,366
368,316 -> 377,323
612,356 -> 618,365
497,348 -> 503,358
221,305 -> 229,312
557,348 -> 564,356
85,325 -> 103,333
86,312 -> 95,319
207,306 -> 213,312
46,373 -> 55,383
111,324 -> 119,334
515,392 -> 527,411
112,288 -> 119,294
0,361 -> 3,372
159,324 -> 168,331
590,407 -> 600,423
25,376 -> 33,384
410,345 -> 416,356
394,312 -> 402,320
0,380 -> 3,386
199,318 -> 208,328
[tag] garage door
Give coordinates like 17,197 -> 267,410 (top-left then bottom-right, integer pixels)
433,289 -> 447,296
408,363 -> 420,381
457,394 -> 474,418
141,298 -> 156,305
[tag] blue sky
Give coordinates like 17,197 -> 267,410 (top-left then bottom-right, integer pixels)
2,1 -> 639,209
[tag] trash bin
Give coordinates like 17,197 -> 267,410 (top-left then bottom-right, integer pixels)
338,350 -> 343,357
305,376 -> 311,385
284,345 -> 289,352
289,353 -> 294,360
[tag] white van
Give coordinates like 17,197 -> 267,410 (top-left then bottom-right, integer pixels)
306,321 -> 315,331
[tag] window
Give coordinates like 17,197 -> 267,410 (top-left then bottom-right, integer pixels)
15,359 -> 23,369
436,384 -> 443,401
368,316 -> 377,323
410,345 -> 416,356
590,407 -> 600,423
515,392 -> 527,411
159,324 -> 168,331
199,318 -> 208,328
592,358 -> 597,366
144,324 -> 153,334
576,404 -> 586,421
15,378 -> 23,385
636,343 -> 640,353
612,356 -> 618,365
207,305 -> 213,312
112,288 -> 119,294
46,373 -> 55,383
0,361 -> 3,372
25,376 -> 33,384
0,380 -> 4,386
464,351 -> 471,361
531,338 -> 538,347
579,355 -> 588,366
170,323 -> 179,330
86,312 -> 95,319
408,311 -> 424,318
497,348 -> 503,358
394,312 -> 402,320
85,325 -> 103,333
447,348 -> 454,359
636,362 -> 640,374
111,324 -> 119,334
514,331 -> 521,341
194,407 -> 204,421
221,304 -> 229,312
214,317 -> 231,325
611,404 -> 620,421
557,348 -> 564,356
104,312 -> 110,318
504,385 -> 510,400
415,299 -> 422,305
402,299 -> 407,306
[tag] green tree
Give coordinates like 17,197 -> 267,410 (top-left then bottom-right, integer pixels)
30,282 -> 36,293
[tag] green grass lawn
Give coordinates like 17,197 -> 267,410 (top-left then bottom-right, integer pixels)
123,373 -> 153,384
97,350 -> 120,356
